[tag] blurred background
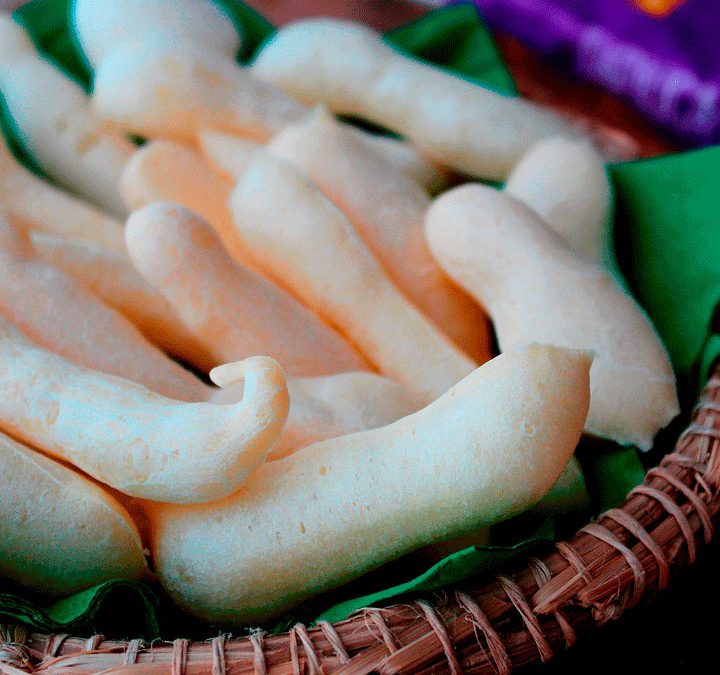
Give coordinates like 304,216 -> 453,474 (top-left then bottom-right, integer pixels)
423,0 -> 718,149
3,0 -> 715,156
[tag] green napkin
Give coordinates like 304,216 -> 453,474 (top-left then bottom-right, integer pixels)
316,518 -> 555,624
1,0 -> 718,638
0,581 -> 160,638
13,0 -> 90,89
384,3 -> 517,95
213,0 -> 274,62
611,148 -> 720,392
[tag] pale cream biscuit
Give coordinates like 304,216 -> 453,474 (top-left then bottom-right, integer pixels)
0,123 -> 125,251
120,139 -> 269,278
425,185 -> 679,449
252,18 -> 574,180
72,0 -> 240,68
229,151 -> 477,402
0,19 -> 134,216
152,344 -> 591,623
506,136 -> 611,263
268,107 -> 492,362
0,315 -> 289,503
92,35 -> 306,145
0,430 -> 148,595
126,202 -> 369,377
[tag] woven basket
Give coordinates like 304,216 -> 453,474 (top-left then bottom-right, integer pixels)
0,2 -> 713,673
0,364 -> 716,673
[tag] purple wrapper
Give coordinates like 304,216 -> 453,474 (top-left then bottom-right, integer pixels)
469,0 -> 719,144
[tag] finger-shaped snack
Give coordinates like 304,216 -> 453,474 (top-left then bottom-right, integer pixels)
120,140 -> 267,277
90,34 -> 439,187
0,20 -> 134,216
251,18 -> 573,180
72,0 -> 240,68
126,202 -> 369,376
0,430 -> 148,595
416,455 -> 589,565
0,12 -> 34,62
425,185 -> 679,449
30,231 -> 215,371
152,344 -> 592,623
212,365 -> 421,460
0,213 -> 207,401
199,125 -> 446,194
0,315 -> 289,503
126,203 -> 420,454
505,137 -> 611,263
19,214 -> 396,460
198,129 -> 261,181
92,36 -> 307,145
268,107 -> 492,362
0,125 -> 125,251
350,131 -> 449,193
229,152 -> 477,402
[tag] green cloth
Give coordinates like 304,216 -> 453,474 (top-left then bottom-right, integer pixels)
611,148 -> 720,389
13,0 -> 90,89
0,0 -> 718,637
0,581 -> 160,638
213,0 -> 275,63
384,3 -> 517,96
317,519 -> 554,624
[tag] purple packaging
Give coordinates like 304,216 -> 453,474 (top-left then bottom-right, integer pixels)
470,0 -> 719,144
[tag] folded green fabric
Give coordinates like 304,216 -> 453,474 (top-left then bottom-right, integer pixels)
1,0 -> 717,638
0,580 -> 160,638
317,518 -> 555,624
13,0 -> 90,88
611,148 -> 720,391
384,3 -> 516,96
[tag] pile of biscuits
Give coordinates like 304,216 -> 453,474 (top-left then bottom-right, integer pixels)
0,0 -> 678,624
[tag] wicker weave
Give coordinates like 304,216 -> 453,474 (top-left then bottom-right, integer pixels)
0,364 -> 717,674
